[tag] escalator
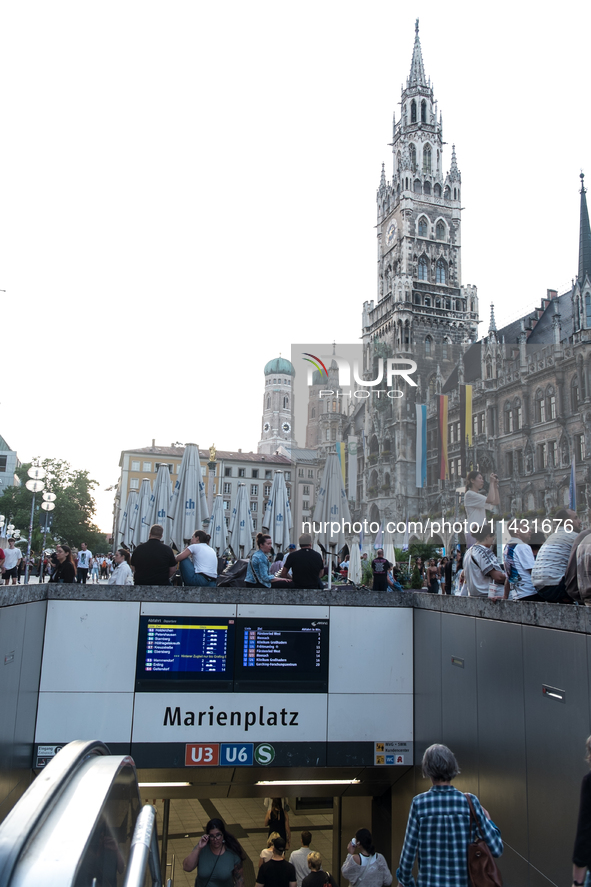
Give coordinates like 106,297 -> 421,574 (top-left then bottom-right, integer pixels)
0,741 -> 162,887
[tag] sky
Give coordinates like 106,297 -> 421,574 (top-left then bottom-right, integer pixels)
0,1 -> 589,532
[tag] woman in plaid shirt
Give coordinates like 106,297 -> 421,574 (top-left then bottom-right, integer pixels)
396,744 -> 502,887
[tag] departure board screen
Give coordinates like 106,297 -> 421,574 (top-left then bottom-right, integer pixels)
135,616 -> 235,692
234,617 -> 329,692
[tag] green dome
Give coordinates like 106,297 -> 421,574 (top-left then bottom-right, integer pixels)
264,357 -> 295,376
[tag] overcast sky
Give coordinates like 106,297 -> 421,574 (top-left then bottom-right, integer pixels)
0,1 -> 589,532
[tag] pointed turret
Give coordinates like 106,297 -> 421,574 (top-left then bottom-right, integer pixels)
379,162 -> 386,192
489,303 -> 497,333
579,172 -> 591,284
449,145 -> 460,182
407,19 -> 427,87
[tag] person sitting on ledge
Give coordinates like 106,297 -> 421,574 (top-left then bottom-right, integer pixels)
176,530 -> 218,587
278,534 -> 324,589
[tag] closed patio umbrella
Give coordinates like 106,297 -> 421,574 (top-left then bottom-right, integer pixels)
228,482 -> 255,557
120,491 -> 139,549
313,453 -> 352,589
348,536 -> 362,585
132,478 -> 153,546
169,443 -> 208,550
262,470 -> 292,552
147,464 -> 173,546
209,494 -> 228,553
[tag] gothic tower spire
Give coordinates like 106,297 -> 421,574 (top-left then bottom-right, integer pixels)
579,172 -> 591,285
408,19 -> 427,88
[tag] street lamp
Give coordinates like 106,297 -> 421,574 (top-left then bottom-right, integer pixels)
39,493 -> 57,580
25,465 -> 46,584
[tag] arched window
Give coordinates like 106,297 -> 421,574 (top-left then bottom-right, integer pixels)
442,338 -> 450,359
425,336 -> 432,356
418,256 -> 428,281
410,144 -> 417,171
505,402 -> 514,433
418,217 -> 428,237
434,183 -> 441,197
414,292 -> 420,304
283,396 -> 289,408
428,375 -> 436,398
546,386 -> 556,420
454,187 -> 457,199
436,259 -> 446,284
423,181 -> 431,194
424,295 -> 431,307
586,293 -> 591,327
266,396 -> 270,409
423,144 -> 432,173
435,297 -> 441,309
326,429 -> 331,441
436,221 -> 445,240
444,186 -> 450,200
396,151 -> 401,173
411,100 -> 417,123
311,407 -> 315,418
332,401 -> 337,412
445,299 -> 451,310
572,376 -> 581,411
486,359 -> 492,380
405,177 -> 409,189
455,300 -> 461,311
332,427 -> 337,441
421,100 -> 427,122
414,179 -> 422,193
535,389 -> 546,423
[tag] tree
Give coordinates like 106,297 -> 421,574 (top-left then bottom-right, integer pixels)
0,459 -> 107,553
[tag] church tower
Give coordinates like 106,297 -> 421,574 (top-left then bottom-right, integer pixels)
258,357 -> 298,455
362,20 -> 479,375
572,172 -> 591,334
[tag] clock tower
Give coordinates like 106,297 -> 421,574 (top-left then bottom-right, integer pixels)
258,357 -> 298,455
363,20 -> 478,370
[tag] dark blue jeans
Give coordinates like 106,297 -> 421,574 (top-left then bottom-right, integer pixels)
179,558 -> 216,587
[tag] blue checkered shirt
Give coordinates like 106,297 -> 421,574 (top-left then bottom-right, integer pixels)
396,785 -> 502,887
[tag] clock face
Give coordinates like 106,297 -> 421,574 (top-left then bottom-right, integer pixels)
282,422 -> 291,434
263,422 -> 270,433
385,220 -> 397,247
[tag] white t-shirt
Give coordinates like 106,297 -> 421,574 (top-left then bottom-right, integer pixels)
532,529 -> 578,589
464,490 -> 488,531
108,562 -> 134,585
503,539 -> 536,599
4,547 -> 22,570
464,544 -> 502,597
187,543 -> 218,578
77,549 -> 93,569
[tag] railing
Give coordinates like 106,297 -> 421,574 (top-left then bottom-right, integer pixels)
123,805 -> 162,887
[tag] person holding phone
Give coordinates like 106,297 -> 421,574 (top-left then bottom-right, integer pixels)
183,818 -> 246,887
341,829 -> 392,887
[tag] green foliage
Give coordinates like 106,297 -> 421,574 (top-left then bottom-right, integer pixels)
409,565 -> 424,589
408,541 -> 440,562
0,459 -> 107,553
361,555 -> 374,587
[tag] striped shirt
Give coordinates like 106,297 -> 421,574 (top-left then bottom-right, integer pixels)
532,528 -> 578,589
396,785 -> 502,887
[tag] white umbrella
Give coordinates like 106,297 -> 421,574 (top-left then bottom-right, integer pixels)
147,464 -> 173,545
313,453 -> 352,589
132,478 -> 153,546
168,443 -> 208,550
383,539 -> 396,567
120,491 -> 139,549
262,470 -> 292,552
348,535 -> 362,585
209,494 -> 228,553
228,482 -> 255,557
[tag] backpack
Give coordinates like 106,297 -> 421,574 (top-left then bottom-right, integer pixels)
217,559 -> 249,587
575,534 -> 591,602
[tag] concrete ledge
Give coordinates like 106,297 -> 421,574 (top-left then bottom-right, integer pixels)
1,585 -> 589,632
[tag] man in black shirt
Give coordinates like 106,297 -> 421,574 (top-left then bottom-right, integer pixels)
279,534 -> 324,589
256,838 -> 296,887
371,548 -> 392,591
130,524 -> 177,585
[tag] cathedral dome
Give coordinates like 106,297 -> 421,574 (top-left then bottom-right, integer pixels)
264,357 -> 295,376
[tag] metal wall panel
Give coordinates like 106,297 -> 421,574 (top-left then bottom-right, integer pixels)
476,619 -> 528,859
0,603 -> 27,803
413,609 -> 442,762
523,625 -> 590,886
13,601 -> 47,770
440,613 -> 478,794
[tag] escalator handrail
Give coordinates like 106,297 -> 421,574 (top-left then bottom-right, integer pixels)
0,740 -> 111,887
123,805 -> 162,887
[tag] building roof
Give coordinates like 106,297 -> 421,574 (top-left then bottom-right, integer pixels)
0,435 -> 13,452
119,445 -> 290,465
279,446 -> 320,463
580,172 -> 591,284
264,357 -> 295,376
